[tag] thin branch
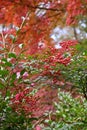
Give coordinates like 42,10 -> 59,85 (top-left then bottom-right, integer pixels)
73,27 -> 81,44
28,5 -> 65,12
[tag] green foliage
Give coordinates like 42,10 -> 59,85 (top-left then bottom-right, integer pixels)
8,53 -> 17,58
0,46 -> 40,130
0,94 -> 35,130
0,54 -> 38,129
0,7 -> 87,129
42,89 -> 87,130
61,43 -> 87,99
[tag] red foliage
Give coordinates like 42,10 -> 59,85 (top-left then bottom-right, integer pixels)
0,0 -> 67,54
33,86 -> 58,117
0,0 -> 82,121
0,0 -> 86,51
11,88 -> 38,115
66,0 -> 87,25
42,40 -> 77,76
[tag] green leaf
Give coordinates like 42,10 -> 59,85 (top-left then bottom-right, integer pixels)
16,28 -> 20,35
9,34 -> 16,43
8,53 -> 16,58
75,44 -> 82,51
1,58 -> 7,62
6,90 -> 11,97
20,69 -> 26,75
1,58 -> 12,67
28,55 -> 33,60
83,50 -> 87,56
9,34 -> 15,39
10,73 -> 16,84
0,82 -> 4,88
5,62 -> 12,67
0,70 -> 9,76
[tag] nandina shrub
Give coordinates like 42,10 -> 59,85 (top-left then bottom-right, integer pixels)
41,89 -> 87,130
0,11 -> 79,127
0,26 -> 78,129
0,94 -> 37,130
40,40 -> 78,88
61,43 -> 87,100
0,23 -> 42,129
0,35 -> 44,129
0,51 -> 39,129
11,88 -> 38,115
0,10 -> 79,130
